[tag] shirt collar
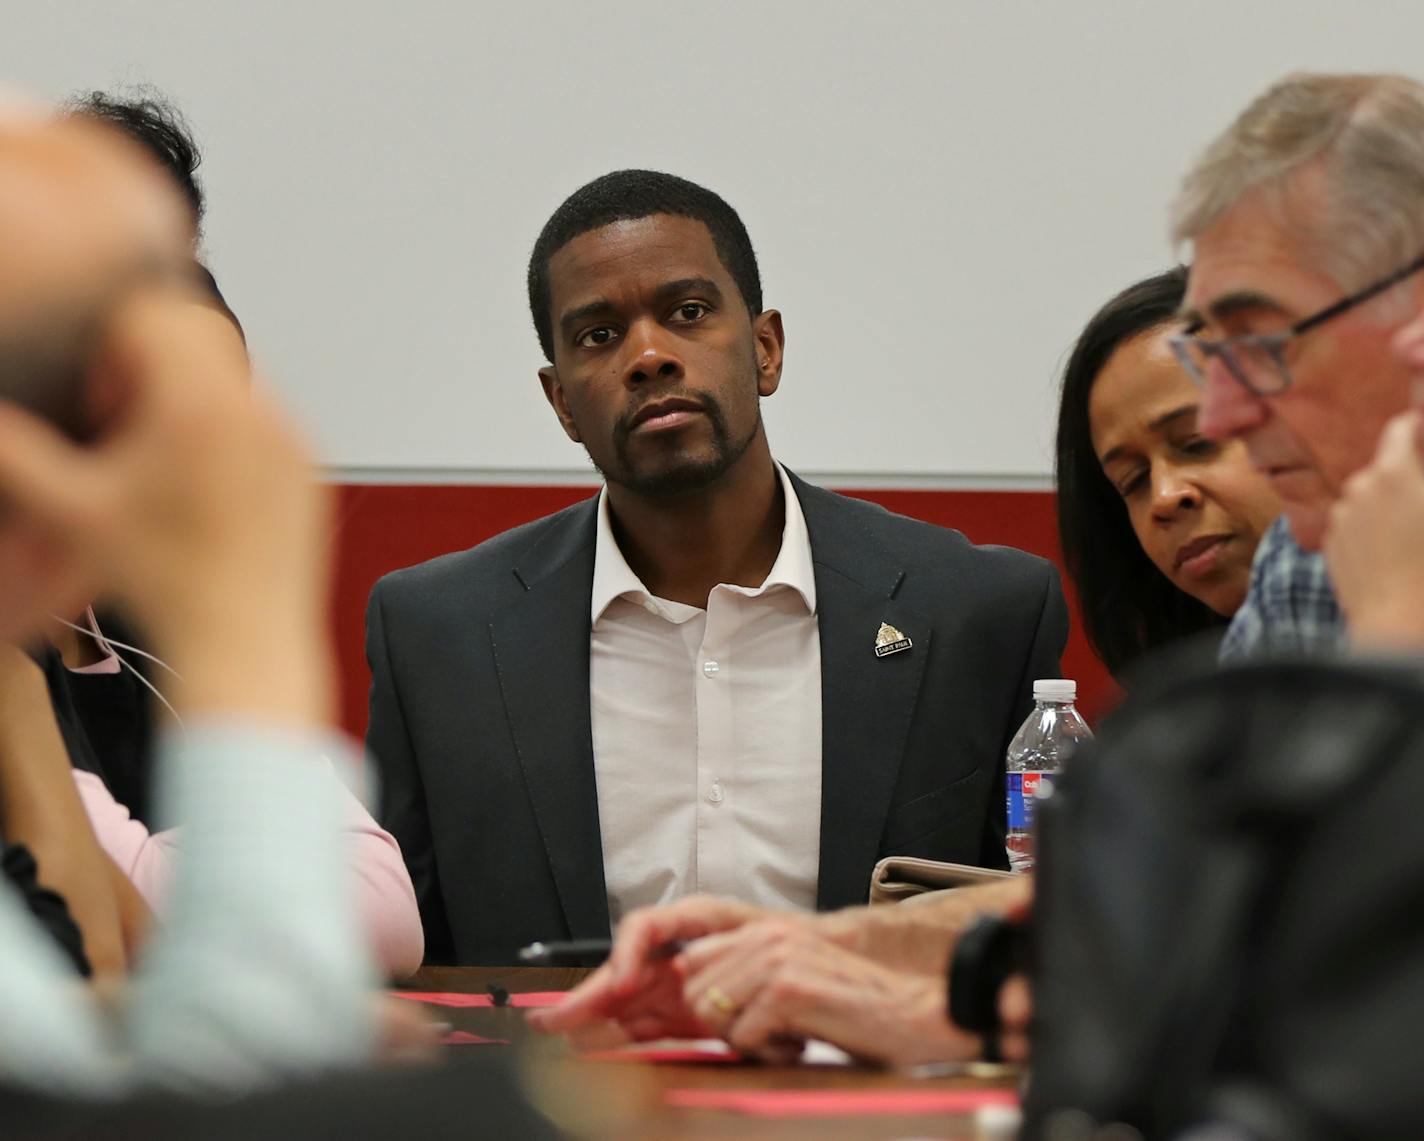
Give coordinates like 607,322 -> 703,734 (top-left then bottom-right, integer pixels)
590,462 -> 817,628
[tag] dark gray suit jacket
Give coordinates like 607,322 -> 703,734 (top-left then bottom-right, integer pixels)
366,474 -> 1067,964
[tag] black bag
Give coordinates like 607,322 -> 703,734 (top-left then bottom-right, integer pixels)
1022,659 -> 1424,1140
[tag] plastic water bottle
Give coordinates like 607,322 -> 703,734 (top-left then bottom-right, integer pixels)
1005,679 -> 1093,873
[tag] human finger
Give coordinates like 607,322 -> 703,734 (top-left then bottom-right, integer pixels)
97,290 -> 251,409
0,402 -> 104,538
373,995 -> 442,1064
1392,313 -> 1424,371
607,896 -> 761,994
681,947 -> 768,1037
727,1006 -> 807,1063
1373,409 -> 1424,475
0,522 -> 94,643
533,957 -> 706,1043
608,970 -> 711,1041
673,925 -> 746,977
680,920 -> 815,1036
730,939 -> 979,1068
1000,1029 -> 1031,1064
669,905 -> 808,980
677,924 -> 785,1033
528,962 -> 623,1033
996,968 -> 1030,1037
719,977 -> 813,1061
562,1019 -> 632,1053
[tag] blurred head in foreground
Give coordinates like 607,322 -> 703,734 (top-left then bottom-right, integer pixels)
0,103 -> 201,633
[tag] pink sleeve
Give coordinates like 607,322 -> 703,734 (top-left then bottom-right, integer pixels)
74,769 -> 179,904
332,782 -> 425,978
73,769 -> 424,978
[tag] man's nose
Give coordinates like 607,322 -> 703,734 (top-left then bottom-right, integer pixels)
1198,358 -> 1268,441
622,319 -> 684,386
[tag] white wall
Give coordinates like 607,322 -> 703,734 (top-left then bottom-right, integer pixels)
12,1 -> 1424,486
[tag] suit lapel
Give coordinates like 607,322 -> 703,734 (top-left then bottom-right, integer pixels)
489,500 -> 611,940
793,475 -> 932,910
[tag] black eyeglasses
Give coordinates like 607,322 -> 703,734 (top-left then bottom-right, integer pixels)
1169,250 -> 1424,396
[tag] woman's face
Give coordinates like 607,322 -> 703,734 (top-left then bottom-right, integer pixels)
1088,326 -> 1281,616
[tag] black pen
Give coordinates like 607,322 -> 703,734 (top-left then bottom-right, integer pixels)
518,938 -> 614,965
517,938 -> 686,966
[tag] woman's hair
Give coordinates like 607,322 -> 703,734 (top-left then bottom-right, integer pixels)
1055,265 -> 1227,678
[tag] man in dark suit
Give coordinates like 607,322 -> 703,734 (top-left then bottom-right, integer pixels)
367,170 -> 1067,964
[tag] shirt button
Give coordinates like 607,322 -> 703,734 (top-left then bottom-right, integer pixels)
702,659 -> 720,678
706,780 -> 725,805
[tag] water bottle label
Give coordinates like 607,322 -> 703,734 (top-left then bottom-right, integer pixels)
1007,771 -> 1054,830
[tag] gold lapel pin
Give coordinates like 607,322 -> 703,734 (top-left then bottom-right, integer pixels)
874,621 -> 913,658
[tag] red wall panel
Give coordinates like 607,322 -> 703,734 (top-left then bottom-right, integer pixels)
329,485 -> 1119,744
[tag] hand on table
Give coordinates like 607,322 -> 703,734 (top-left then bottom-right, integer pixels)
528,894 -> 769,1041
374,994 -> 443,1065
1324,409 -> 1424,651
677,918 -> 980,1066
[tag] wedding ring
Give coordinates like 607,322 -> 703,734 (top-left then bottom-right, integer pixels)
704,984 -> 736,1014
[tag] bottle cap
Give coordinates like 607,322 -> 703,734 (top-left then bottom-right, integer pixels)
1033,679 -> 1076,702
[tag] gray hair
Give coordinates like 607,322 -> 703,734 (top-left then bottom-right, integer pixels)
1171,73 -> 1424,294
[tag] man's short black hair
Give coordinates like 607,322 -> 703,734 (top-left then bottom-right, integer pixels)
68,88 -> 205,234
527,169 -> 762,361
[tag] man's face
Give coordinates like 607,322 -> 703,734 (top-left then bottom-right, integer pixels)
1187,180 -> 1423,549
538,213 -> 782,499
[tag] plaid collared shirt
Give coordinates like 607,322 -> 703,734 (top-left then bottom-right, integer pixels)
1218,515 -> 1347,663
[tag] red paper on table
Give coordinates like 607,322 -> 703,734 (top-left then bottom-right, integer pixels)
391,990 -> 566,1009
584,1045 -> 743,1064
442,1030 -> 509,1045
664,1087 -> 1018,1117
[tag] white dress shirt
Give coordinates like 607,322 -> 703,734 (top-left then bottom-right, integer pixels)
589,463 -> 823,926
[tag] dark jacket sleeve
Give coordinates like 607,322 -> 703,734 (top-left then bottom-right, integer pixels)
1,842 -> 91,978
364,581 -> 453,965
979,560 -> 1070,868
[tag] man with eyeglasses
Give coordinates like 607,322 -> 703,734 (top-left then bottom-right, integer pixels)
1168,72 -> 1424,661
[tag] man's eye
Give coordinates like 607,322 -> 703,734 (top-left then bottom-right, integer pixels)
576,326 -> 618,349
1180,436 -> 1218,458
671,302 -> 709,323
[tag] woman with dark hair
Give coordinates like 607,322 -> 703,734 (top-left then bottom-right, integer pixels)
1056,267 -> 1280,677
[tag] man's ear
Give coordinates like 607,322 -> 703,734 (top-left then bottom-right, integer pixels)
539,366 -> 582,443
752,310 -> 785,398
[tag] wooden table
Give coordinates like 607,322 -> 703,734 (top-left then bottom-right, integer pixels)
403,966 -> 1018,1140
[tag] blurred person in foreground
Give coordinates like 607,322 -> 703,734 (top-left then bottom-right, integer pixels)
33,88 -> 421,978
0,98 -> 563,1141
0,96 -> 382,1095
